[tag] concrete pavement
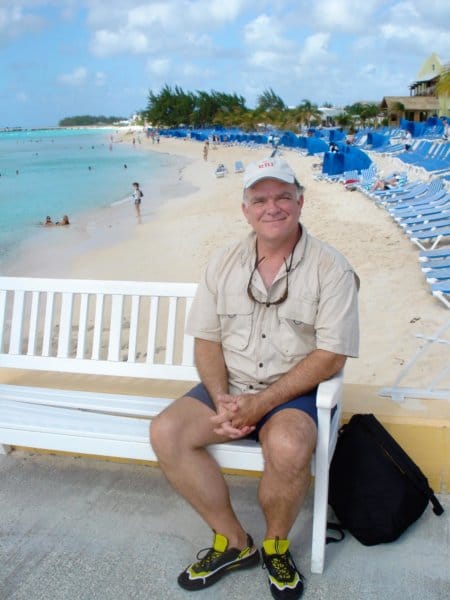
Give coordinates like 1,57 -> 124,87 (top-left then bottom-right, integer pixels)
0,451 -> 448,600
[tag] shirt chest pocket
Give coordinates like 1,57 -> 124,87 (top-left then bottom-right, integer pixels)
272,298 -> 318,357
217,294 -> 254,351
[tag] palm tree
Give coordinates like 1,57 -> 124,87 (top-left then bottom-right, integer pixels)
294,100 -> 321,129
436,68 -> 450,96
335,113 -> 354,129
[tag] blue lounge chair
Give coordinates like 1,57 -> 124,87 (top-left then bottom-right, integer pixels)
409,226 -> 450,250
405,217 -> 450,234
424,267 -> 450,280
386,181 -> 446,211
374,182 -> 429,204
420,248 -> 450,260
420,258 -> 450,270
390,195 -> 450,220
430,280 -> 450,308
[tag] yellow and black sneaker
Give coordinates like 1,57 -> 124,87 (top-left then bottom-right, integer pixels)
262,538 -> 305,599
177,531 -> 260,590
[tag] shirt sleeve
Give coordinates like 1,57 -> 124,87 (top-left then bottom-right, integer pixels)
315,259 -> 360,358
186,257 -> 222,342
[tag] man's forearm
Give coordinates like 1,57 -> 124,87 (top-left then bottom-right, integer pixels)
194,338 -> 229,407
258,349 -> 346,413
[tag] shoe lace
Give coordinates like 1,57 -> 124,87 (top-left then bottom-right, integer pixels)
266,554 -> 295,581
193,546 -> 223,570
264,552 -> 297,583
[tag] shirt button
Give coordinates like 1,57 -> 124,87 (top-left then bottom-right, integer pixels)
259,362 -> 263,368
259,381 -> 263,385
262,334 -> 266,338
249,385 -> 254,390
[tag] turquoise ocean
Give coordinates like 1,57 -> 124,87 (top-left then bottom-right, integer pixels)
0,128 -> 186,271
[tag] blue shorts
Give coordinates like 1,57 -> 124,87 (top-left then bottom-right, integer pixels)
186,383 -> 319,439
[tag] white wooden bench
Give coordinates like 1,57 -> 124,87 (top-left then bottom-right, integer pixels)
0,276 -> 343,574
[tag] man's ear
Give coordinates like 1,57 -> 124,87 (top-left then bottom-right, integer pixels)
241,202 -> 250,222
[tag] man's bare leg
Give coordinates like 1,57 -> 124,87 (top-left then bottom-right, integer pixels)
150,395 -> 248,549
257,409 -> 317,539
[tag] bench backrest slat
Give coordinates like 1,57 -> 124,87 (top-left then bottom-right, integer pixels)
27,291 -> 40,356
10,290 -> 25,355
146,296 -> 159,364
42,291 -> 55,357
76,293 -> 89,359
182,297 -> 194,366
165,297 -> 177,365
58,292 -> 74,358
127,295 -> 140,363
91,293 -> 105,360
108,294 -> 124,362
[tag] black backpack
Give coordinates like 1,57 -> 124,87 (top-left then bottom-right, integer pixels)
328,413 -> 444,546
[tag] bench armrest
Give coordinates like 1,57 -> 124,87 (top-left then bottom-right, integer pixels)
316,370 -> 344,410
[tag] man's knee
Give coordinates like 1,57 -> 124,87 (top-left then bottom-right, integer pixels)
260,413 -> 316,474
150,409 -> 180,458
150,395 -> 216,458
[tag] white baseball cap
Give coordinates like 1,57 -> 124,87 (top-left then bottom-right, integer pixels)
243,157 -> 299,189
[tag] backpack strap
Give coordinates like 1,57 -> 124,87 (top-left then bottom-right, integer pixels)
430,493 -> 444,516
326,522 -> 346,544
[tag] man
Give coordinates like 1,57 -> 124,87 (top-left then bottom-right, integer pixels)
151,157 -> 359,599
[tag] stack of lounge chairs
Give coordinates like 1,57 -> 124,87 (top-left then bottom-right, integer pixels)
420,248 -> 450,308
355,172 -> 450,308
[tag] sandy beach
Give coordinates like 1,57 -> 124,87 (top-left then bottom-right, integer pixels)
5,132 -> 449,389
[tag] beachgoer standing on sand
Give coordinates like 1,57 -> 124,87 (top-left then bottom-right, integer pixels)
132,182 -> 143,219
203,141 -> 209,161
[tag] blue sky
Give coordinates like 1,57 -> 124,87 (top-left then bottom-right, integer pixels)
1,0 -> 449,128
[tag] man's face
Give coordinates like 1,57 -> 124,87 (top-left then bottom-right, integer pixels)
242,178 -> 303,243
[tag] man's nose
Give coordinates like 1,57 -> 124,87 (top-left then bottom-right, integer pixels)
265,197 -> 281,212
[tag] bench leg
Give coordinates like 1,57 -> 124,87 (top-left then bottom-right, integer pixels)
310,409 -> 331,574
0,444 -> 12,455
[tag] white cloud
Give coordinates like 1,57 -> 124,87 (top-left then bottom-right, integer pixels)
244,13 -> 293,51
91,27 -> 152,56
0,4 -> 44,46
380,22 -> 450,55
95,71 -> 106,86
389,1 -> 450,29
182,63 -> 214,79
17,91 -> 28,103
147,57 -> 171,76
309,0 -> 381,33
195,0 -> 245,23
248,50 -> 282,69
87,0 -> 248,59
127,3 -> 172,27
59,66 -> 88,86
361,63 -> 377,76
301,33 -> 331,64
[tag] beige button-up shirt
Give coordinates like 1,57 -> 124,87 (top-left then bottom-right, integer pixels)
186,227 -> 359,394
